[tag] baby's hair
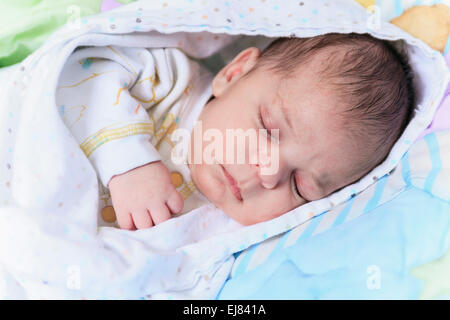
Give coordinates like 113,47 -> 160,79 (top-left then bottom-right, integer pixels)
255,33 -> 416,177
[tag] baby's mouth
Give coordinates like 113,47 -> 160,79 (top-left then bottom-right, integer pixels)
219,164 -> 243,202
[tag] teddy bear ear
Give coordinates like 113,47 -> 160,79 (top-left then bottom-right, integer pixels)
390,4 -> 450,53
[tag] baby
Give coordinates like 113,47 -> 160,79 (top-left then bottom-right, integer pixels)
56,33 -> 415,229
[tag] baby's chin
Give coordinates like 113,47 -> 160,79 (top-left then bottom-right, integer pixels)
188,163 -> 252,225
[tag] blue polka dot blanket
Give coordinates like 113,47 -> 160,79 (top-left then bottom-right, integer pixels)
0,0 -> 448,299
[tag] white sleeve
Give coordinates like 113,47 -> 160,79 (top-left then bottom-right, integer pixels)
56,46 -> 164,187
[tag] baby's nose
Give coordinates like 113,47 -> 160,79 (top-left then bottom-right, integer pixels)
251,162 -> 280,190
261,180 -> 277,189
249,147 -> 283,190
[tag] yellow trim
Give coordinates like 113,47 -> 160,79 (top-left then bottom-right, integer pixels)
113,86 -> 127,106
111,73 -> 134,106
63,105 -> 86,128
134,104 -> 141,114
162,135 -> 175,149
136,76 -> 153,85
179,181 -> 197,200
154,113 -> 177,150
107,46 -> 137,76
57,72 -> 110,90
130,88 -> 157,104
80,122 -> 154,157
186,181 -> 197,193
179,184 -> 194,200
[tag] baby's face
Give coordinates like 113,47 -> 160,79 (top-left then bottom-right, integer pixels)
188,47 -> 365,225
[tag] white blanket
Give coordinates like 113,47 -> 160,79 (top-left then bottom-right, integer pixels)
0,0 -> 448,299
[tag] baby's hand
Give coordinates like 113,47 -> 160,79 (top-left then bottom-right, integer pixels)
108,161 -> 184,230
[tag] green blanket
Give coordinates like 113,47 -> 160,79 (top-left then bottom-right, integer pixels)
0,0 -> 135,67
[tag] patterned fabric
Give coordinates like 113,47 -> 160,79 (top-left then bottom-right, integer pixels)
220,130 -> 450,299
374,0 -> 450,54
0,0 -> 137,67
0,0 -> 447,299
56,46 -> 213,227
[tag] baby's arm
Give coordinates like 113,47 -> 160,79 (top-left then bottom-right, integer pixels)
56,46 -> 184,229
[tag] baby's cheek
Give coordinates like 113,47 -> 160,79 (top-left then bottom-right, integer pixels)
193,165 -> 225,204
245,193 -> 296,225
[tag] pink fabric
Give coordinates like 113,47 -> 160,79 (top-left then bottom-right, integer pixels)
100,0 -> 122,12
416,52 -> 450,141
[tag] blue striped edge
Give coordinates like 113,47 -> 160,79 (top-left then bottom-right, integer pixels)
401,151 -> 412,186
232,243 -> 259,277
444,35 -> 450,56
331,196 -> 356,227
363,175 -> 389,214
232,212 -> 327,277
424,133 -> 442,194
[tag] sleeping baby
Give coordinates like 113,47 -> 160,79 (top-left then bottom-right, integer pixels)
56,32 -> 415,230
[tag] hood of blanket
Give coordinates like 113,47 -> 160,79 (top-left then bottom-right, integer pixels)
2,0 -> 448,229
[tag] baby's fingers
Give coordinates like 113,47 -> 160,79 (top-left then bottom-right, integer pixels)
116,209 -> 136,230
166,190 -> 184,215
132,209 -> 154,229
150,203 -> 171,225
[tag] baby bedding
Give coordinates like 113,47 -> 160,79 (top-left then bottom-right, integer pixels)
56,45 -> 216,226
418,52 -> 450,140
0,0 -> 448,299
0,0 -> 137,67
376,0 -> 449,29
219,132 -> 450,299
219,0 -> 450,300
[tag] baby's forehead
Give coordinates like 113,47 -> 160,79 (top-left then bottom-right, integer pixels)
282,45 -> 344,73
272,65 -> 343,110
271,81 -> 345,135
253,46 -> 352,128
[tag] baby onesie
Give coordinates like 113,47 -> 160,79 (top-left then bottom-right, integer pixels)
55,45 -> 214,227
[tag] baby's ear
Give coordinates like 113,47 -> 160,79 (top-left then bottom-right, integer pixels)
212,47 -> 260,97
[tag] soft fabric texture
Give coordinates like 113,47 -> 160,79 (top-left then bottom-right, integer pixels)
219,130 -> 450,299
417,51 -> 450,140
56,46 -> 214,227
0,0 -> 137,67
0,0 -> 447,64
0,0 -> 448,299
